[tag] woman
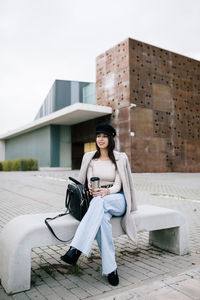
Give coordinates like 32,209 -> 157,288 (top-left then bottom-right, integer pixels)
61,123 -> 138,286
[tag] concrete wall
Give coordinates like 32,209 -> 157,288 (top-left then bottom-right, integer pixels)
5,126 -> 51,167
50,125 -> 60,167
50,125 -> 71,168
96,38 -> 200,172
4,125 -> 72,168
59,125 -> 71,168
0,140 -> 5,161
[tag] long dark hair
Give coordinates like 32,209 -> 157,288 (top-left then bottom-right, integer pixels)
93,135 -> 117,167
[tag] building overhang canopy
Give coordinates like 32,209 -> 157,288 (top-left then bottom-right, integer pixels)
0,103 -> 112,140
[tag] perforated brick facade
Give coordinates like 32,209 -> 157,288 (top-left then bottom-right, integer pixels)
96,38 -> 200,172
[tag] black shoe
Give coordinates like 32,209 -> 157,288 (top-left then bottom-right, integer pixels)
107,269 -> 119,286
60,247 -> 81,265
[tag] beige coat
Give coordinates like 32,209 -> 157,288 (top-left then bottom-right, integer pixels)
78,150 -> 138,244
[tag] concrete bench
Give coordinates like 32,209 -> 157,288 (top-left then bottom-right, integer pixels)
0,205 -> 190,294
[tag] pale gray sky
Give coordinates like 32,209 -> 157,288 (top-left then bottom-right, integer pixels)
0,0 -> 200,135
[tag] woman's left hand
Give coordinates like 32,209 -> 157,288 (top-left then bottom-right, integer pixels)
92,188 -> 109,198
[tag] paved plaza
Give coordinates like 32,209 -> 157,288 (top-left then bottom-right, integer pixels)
0,170 -> 200,299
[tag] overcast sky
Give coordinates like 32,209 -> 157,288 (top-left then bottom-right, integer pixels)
0,0 -> 200,135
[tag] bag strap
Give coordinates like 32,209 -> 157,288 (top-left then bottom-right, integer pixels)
45,211 -> 74,243
68,176 -> 82,185
44,177 -> 80,242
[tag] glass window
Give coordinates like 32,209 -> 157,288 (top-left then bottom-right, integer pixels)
84,142 -> 96,153
83,83 -> 96,104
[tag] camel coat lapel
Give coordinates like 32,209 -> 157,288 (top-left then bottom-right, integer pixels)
77,150 -> 138,244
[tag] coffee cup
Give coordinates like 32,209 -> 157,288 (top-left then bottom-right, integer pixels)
90,177 -> 100,189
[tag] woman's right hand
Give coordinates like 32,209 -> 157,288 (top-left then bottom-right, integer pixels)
89,184 -> 101,197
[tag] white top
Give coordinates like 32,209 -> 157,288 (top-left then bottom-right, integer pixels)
87,158 -> 122,194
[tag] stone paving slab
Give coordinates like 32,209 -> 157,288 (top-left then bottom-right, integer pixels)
97,267 -> 200,300
0,171 -> 200,299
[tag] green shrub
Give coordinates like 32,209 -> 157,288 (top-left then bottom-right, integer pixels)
0,158 -> 38,171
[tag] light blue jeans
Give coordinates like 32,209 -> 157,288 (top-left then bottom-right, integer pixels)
70,191 -> 126,274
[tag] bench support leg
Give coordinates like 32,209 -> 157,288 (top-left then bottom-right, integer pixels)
0,247 -> 31,294
149,224 -> 190,255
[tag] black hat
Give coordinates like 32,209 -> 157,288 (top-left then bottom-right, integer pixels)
96,123 -> 116,137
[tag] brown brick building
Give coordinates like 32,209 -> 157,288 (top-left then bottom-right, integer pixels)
94,38 -> 200,172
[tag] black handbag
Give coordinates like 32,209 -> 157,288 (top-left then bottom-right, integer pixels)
66,176 -> 91,221
45,176 -> 91,242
